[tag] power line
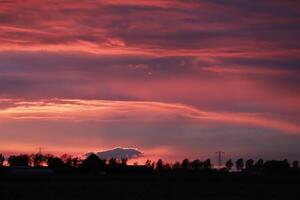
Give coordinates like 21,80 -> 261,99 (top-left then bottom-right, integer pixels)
215,151 -> 225,169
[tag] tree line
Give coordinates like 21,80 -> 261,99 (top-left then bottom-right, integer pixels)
0,153 -> 299,174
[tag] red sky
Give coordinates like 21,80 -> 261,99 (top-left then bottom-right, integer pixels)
0,0 -> 300,162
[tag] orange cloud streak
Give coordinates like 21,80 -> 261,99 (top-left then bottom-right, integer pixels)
0,99 -> 299,134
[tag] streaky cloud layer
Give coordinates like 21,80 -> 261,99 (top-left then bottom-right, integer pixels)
0,0 -> 300,160
0,99 -> 300,134
0,98 -> 300,161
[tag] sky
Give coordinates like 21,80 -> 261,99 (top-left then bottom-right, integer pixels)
0,0 -> 300,162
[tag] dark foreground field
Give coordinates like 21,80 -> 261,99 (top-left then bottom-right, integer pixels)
1,155 -> 300,199
0,177 -> 299,200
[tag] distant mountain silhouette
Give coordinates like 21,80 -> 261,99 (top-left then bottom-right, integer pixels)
86,147 -> 142,160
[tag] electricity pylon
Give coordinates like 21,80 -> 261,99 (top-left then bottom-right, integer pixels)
215,151 -> 225,169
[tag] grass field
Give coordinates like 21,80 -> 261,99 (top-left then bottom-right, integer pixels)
1,179 -> 299,200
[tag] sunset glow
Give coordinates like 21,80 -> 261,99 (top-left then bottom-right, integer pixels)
0,0 -> 300,161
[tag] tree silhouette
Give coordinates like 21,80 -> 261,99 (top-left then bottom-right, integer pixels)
108,158 -> 118,166
263,160 -> 290,173
255,159 -> 264,170
181,158 -> 190,170
8,155 -> 30,167
292,160 -> 299,169
156,159 -> 164,171
145,160 -> 155,170
191,159 -> 203,170
145,160 -> 152,168
80,154 -> 105,172
121,158 -> 128,166
0,154 -> 4,166
225,160 -> 233,171
33,153 -> 47,167
173,161 -> 181,170
164,163 -> 171,170
47,157 -> 65,172
245,159 -> 254,170
60,154 -> 74,167
71,157 -> 80,168
2,151 -> 300,180
203,159 -> 212,169
236,158 -> 244,171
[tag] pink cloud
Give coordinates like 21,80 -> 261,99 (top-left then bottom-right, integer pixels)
0,99 -> 299,134
0,1 -> 299,160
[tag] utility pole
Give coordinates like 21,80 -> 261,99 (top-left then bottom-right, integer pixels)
215,151 -> 225,169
